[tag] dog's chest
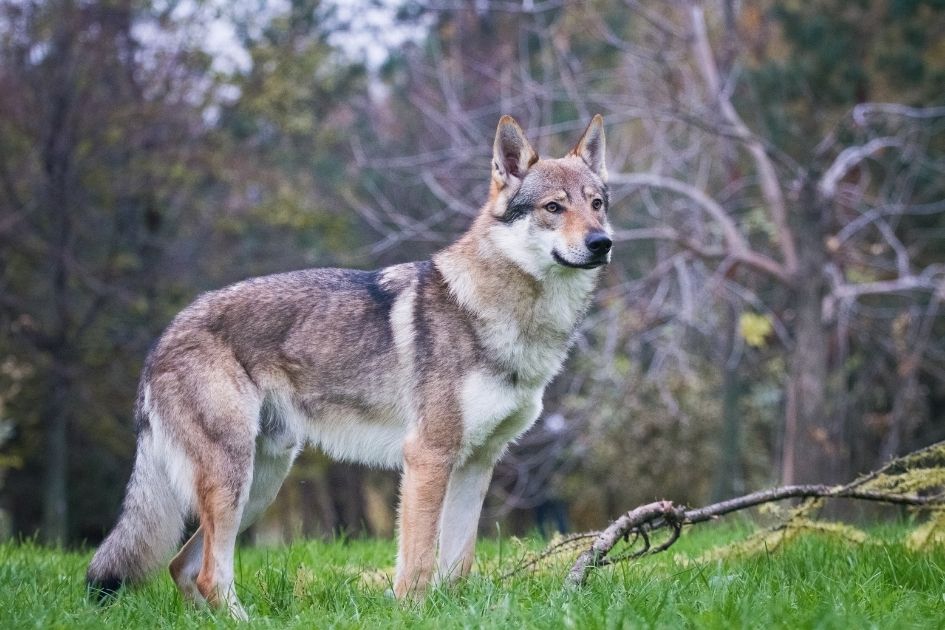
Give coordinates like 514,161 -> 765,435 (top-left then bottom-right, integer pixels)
478,272 -> 594,383
478,323 -> 570,387
455,275 -> 594,456
457,369 -> 541,458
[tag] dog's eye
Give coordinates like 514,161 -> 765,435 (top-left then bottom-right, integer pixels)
545,202 -> 563,213
592,199 -> 603,211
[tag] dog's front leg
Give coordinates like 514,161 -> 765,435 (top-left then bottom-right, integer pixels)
436,461 -> 494,583
394,434 -> 453,599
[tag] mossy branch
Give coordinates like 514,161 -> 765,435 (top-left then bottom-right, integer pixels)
511,440 -> 945,587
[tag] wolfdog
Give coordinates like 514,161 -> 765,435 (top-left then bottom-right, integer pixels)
87,115 -> 613,618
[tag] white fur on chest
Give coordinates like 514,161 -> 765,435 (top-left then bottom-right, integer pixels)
457,370 -> 543,462
452,268 -> 593,460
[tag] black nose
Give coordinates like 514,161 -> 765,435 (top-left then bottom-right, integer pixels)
585,232 -> 613,255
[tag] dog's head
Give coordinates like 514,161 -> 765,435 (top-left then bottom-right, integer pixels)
487,115 -> 612,277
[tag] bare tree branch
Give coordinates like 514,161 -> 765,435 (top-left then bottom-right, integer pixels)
421,171 -> 479,217
831,266 -> 944,301
819,137 -> 903,199
688,3 -> 797,275
559,439 -> 945,586
852,103 -> 945,125
612,172 -> 791,283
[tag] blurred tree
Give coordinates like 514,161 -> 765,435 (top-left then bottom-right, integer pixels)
2,0 -> 944,544
0,0 -> 369,543
0,0 -> 227,543
212,0 -> 369,279
749,0 -> 945,484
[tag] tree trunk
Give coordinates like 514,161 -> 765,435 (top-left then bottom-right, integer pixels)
327,463 -> 368,535
881,351 -> 923,462
782,181 -> 841,485
40,15 -> 76,545
42,367 -> 69,545
712,306 -> 742,500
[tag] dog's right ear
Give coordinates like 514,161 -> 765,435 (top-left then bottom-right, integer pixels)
492,116 -> 537,190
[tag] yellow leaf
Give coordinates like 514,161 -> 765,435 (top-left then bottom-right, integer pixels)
739,312 -> 773,348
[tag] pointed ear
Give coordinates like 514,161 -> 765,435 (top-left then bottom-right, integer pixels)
571,114 -> 607,182
492,115 -> 538,189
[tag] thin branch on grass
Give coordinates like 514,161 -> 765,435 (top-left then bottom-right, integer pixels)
502,440 -> 945,587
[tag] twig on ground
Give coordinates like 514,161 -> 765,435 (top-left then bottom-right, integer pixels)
503,440 -> 945,587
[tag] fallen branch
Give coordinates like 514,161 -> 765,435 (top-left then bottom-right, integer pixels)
518,440 -> 945,587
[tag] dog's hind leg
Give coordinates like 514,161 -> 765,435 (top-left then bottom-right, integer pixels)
169,528 -> 204,604
193,448 -> 254,621
170,430 -> 299,614
152,357 -> 259,620
169,466 -> 253,620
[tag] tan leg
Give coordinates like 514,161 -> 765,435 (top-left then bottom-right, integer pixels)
393,437 -> 453,599
194,480 -> 249,621
169,435 -> 295,616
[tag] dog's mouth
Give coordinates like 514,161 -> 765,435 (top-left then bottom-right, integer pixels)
552,250 -> 608,270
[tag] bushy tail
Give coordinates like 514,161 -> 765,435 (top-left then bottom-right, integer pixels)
87,433 -> 186,601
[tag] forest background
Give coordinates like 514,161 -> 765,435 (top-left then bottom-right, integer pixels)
2,0 -> 944,547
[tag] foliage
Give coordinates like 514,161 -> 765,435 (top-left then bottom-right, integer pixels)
2,0 -> 945,547
0,0 -> 230,542
0,0 -> 372,543
557,353 -> 725,528
737,312 -> 773,348
710,442 -> 945,559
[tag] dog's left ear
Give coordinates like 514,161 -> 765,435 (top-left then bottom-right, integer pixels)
571,114 -> 607,183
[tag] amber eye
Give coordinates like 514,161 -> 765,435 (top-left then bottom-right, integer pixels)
592,198 -> 604,210
545,201 -> 563,213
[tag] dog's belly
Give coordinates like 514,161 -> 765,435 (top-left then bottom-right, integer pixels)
307,402 -> 410,468
264,367 -> 545,470
261,385 -> 412,469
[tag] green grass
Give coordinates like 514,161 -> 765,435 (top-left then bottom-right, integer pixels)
1,522 -> 943,629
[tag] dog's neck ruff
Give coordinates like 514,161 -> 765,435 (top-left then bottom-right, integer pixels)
433,232 -> 599,386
